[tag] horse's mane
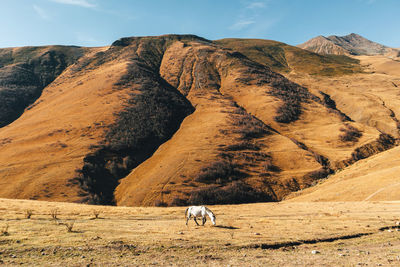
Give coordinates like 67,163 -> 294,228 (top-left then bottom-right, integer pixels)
204,206 -> 215,217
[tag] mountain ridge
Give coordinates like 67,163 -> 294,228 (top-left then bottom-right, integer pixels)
298,33 -> 399,56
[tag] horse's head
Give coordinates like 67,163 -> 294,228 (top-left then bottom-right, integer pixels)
211,214 -> 216,226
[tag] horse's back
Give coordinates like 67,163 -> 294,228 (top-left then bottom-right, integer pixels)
188,205 -> 205,216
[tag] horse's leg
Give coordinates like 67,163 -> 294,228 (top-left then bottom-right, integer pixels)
194,217 -> 200,226
202,216 -> 206,226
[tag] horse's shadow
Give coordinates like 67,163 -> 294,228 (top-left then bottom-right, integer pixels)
214,225 -> 239,229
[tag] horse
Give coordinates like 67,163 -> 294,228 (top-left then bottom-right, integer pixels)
185,206 -> 216,226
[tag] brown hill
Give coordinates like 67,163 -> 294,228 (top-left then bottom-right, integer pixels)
0,35 -> 398,206
215,38 -> 361,75
0,45 -> 90,127
298,33 -> 399,56
286,55 -> 400,201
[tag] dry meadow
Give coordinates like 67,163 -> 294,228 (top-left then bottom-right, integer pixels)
1,198 -> 400,266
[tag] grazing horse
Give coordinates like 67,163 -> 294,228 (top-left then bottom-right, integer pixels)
185,206 -> 216,226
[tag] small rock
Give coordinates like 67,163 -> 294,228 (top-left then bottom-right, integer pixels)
254,233 -> 261,235
81,255 -> 86,259
41,252 -> 46,256
311,250 -> 320,254
178,232 -> 184,235
10,254 -> 17,258
388,229 -> 393,232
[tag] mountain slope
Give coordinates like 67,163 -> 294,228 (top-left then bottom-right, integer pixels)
298,33 -> 399,56
215,38 -> 361,76
288,145 -> 400,202
0,35 -> 398,206
0,46 -> 91,128
296,35 -> 348,55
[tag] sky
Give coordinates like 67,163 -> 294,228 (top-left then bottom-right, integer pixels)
0,0 -> 399,48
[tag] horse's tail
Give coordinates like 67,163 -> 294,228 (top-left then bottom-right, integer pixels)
184,207 -> 189,218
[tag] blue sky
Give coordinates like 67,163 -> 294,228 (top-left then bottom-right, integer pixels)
1,0 -> 399,48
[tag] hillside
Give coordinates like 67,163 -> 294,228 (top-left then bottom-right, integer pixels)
0,34 -> 399,206
0,45 -> 90,127
215,38 -> 361,76
298,33 -> 399,56
286,55 -> 400,202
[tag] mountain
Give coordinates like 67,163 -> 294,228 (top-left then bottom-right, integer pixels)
215,38 -> 361,75
0,45 -> 90,127
0,34 -> 399,206
298,33 -> 399,56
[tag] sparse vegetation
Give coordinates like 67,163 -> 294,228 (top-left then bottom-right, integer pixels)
223,141 -> 261,151
351,133 -> 395,161
319,91 -> 352,121
155,200 -> 168,207
303,168 -> 333,180
263,157 -> 281,173
195,160 -> 243,184
1,224 -> 9,236
50,208 -> 59,220
92,210 -> 100,219
188,181 -> 273,205
229,108 -> 271,139
25,209 -> 33,219
64,221 -> 75,233
339,124 -> 362,142
269,75 -> 319,123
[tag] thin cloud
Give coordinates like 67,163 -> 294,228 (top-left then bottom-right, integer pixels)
246,1 -> 266,9
50,0 -> 97,8
229,20 -> 256,31
33,5 -> 50,20
229,0 -> 270,32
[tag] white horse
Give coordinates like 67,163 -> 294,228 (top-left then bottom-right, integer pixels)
185,206 -> 216,226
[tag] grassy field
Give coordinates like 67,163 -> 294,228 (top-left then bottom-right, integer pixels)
1,198 -> 400,266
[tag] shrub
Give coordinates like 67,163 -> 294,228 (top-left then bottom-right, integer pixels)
64,221 -> 75,233
319,91 -> 351,121
170,197 -> 188,206
25,209 -> 33,219
230,110 -> 271,140
50,208 -> 59,220
339,124 -> 362,142
351,133 -> 395,161
1,224 -> 9,236
195,160 -> 243,184
303,168 -> 332,180
263,158 -> 281,173
268,75 -> 318,123
188,181 -> 273,205
223,141 -> 261,151
92,210 -> 100,219
155,200 -> 168,207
